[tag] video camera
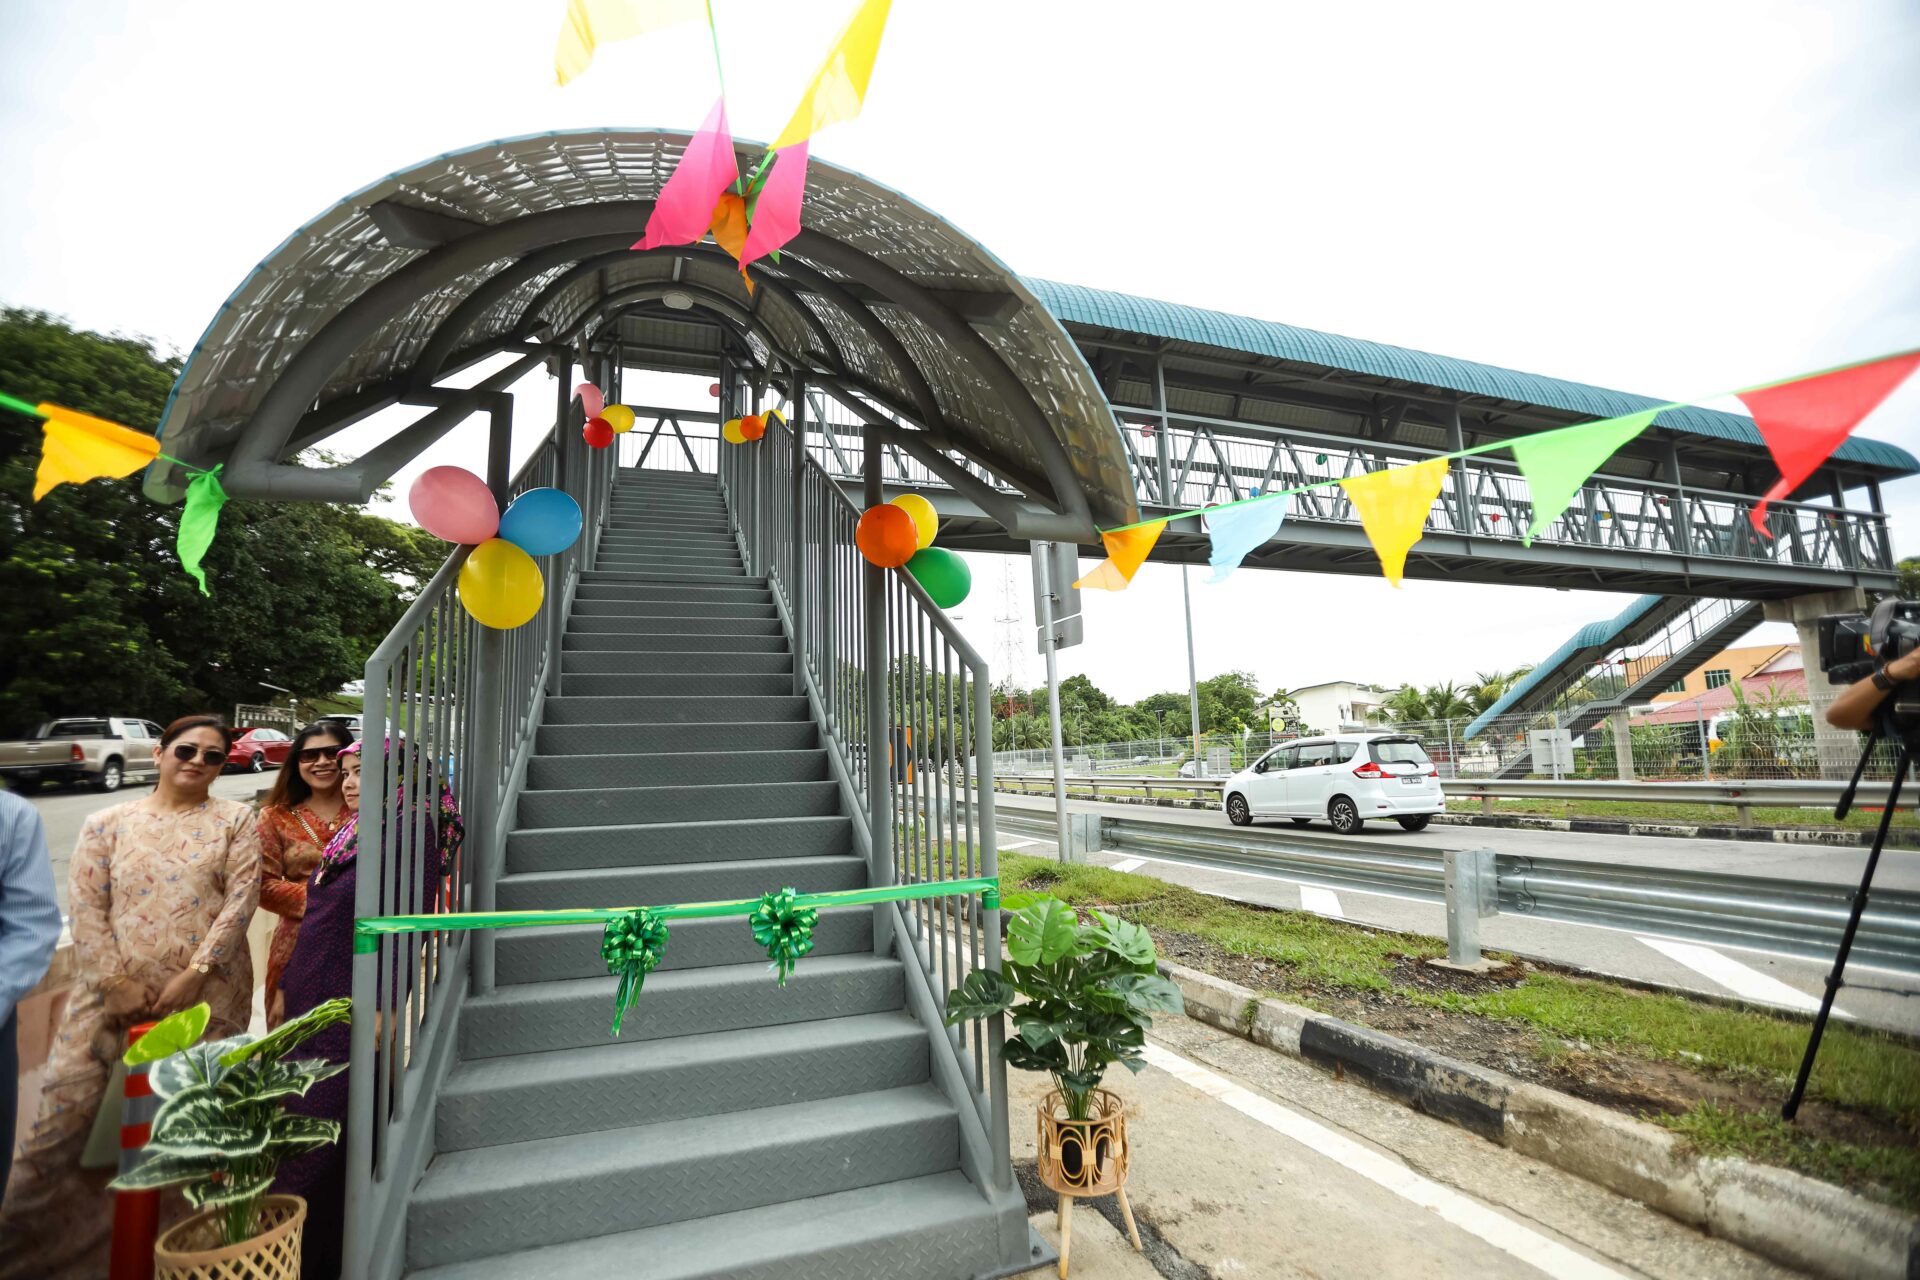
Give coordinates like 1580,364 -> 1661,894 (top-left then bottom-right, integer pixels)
1817,597 -> 1920,685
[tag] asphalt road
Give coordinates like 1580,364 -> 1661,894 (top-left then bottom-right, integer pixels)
996,791 -> 1920,1035
16,773 -> 267,916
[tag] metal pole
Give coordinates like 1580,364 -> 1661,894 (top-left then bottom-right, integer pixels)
1697,700 -> 1713,780
545,358 -> 572,698
864,428 -> 894,950
1034,541 -> 1071,860
1182,564 -> 1203,774
790,373 -> 808,698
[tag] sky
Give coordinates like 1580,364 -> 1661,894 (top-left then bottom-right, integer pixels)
2,1 -> 1917,705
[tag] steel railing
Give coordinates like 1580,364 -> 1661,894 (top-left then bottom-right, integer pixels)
343,381 -> 614,1279
714,399 -> 1013,1197
994,805 -> 1920,976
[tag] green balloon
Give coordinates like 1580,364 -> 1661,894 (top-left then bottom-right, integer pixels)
906,546 -> 971,609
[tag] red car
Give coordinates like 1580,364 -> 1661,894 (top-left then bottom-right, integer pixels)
226,728 -> 295,773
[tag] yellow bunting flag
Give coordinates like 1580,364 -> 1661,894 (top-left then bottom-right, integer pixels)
1339,458 -> 1449,587
1073,520 -> 1166,592
554,0 -> 706,86
770,0 -> 893,150
33,404 -> 161,501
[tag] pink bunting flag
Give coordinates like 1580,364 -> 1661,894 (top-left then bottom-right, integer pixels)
739,141 -> 809,275
1740,351 -> 1920,534
636,98 -> 740,251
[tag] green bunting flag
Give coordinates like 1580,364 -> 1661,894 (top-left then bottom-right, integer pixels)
177,464 -> 228,596
1508,409 -> 1659,545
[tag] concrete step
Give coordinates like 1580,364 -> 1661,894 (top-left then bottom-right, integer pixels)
561,649 -> 792,675
538,696 -> 810,726
566,615 -> 783,637
572,598 -> 776,619
530,722 -> 820,758
496,853 -> 864,911
495,905 -> 871,984
406,1083 -> 956,1268
525,748 -> 825,790
516,779 -> 840,828
435,1011 -> 927,1152
459,953 -> 906,1058
405,1171 -> 1014,1280
554,672 -> 796,700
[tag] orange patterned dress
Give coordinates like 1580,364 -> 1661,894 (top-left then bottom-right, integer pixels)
257,802 -> 349,1028
0,795 -> 260,1279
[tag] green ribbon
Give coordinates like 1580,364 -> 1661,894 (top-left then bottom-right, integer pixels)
601,908 -> 670,1036
749,887 -> 818,986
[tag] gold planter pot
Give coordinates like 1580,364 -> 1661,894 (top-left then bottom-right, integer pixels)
154,1194 -> 306,1280
1036,1090 -> 1141,1277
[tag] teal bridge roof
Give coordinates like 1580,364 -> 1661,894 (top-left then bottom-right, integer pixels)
1024,279 -> 1919,474
1462,595 -> 1665,738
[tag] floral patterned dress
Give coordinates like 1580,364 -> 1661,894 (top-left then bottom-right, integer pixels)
257,801 -> 348,1028
0,796 -> 260,1280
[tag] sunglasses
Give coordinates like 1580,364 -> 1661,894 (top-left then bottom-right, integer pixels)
169,744 -> 228,766
298,745 -> 345,765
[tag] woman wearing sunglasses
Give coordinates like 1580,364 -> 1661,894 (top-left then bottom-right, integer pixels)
0,714 -> 262,1278
256,721 -> 355,1027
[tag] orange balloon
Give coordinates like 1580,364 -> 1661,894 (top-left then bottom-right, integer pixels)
739,414 -> 765,441
856,504 -> 918,568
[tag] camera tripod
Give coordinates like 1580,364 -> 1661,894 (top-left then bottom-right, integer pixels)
1782,719 -> 1909,1121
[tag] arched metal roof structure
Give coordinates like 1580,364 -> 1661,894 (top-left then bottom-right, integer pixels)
146,128 -> 1138,536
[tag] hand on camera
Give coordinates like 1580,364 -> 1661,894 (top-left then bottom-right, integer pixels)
1886,650 -> 1920,684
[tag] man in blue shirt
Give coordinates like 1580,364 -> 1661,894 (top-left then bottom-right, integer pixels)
0,788 -> 62,1196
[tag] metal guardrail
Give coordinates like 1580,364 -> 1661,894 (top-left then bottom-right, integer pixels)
996,807 -> 1920,977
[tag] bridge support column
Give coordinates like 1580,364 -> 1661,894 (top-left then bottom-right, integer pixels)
1764,587 -> 1871,779
1610,712 -> 1636,781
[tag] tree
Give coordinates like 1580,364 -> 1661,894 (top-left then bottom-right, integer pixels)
1466,666 -> 1532,715
0,308 -> 451,735
1373,682 -> 1475,725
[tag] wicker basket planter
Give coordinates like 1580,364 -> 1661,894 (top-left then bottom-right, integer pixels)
1036,1089 -> 1129,1196
154,1194 -> 306,1280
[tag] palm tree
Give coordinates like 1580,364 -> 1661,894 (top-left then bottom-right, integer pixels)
1467,666 -> 1533,715
1374,682 -> 1475,726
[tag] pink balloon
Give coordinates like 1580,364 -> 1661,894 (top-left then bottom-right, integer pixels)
409,466 -> 499,544
575,382 -> 605,418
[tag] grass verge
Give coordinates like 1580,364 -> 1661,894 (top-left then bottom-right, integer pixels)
996,850 -> 1920,1208
1479,796 -> 1918,831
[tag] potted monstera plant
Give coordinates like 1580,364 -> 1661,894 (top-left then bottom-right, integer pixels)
111,996 -> 351,1280
945,894 -> 1184,1200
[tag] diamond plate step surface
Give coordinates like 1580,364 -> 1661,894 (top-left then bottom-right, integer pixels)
560,649 -> 792,674
539,695 -> 808,725
563,629 -> 790,652
495,906 -> 871,984
506,812 -> 850,873
435,1011 -> 927,1151
496,854 -> 864,911
566,613 -> 783,636
530,721 -> 819,757
526,747 -> 824,789
516,779 -> 840,828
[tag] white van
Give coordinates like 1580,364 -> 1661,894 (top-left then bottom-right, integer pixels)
1222,733 -> 1444,834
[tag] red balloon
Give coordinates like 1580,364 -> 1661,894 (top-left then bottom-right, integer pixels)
708,382 -> 722,398
856,504 -> 918,568
583,418 -> 614,449
739,414 -> 765,441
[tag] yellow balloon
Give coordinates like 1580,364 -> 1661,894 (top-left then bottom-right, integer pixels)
458,538 -> 544,629
722,419 -> 748,444
602,404 -> 636,433
890,493 -> 938,549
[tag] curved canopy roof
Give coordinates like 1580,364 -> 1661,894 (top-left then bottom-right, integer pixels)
1029,279 -> 1920,475
147,129 -> 1137,531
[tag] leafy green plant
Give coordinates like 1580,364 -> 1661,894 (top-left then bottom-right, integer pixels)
945,894 -> 1184,1120
110,998 -> 351,1247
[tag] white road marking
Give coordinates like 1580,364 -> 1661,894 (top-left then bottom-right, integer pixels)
1109,857 -> 1146,873
1141,1043 -> 1631,1280
1637,937 -> 1829,1015
1299,885 -> 1344,918
1000,838 -> 1041,850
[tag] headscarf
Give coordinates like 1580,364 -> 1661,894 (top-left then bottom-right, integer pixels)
314,738 -> 464,884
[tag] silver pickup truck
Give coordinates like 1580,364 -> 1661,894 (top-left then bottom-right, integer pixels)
0,717 -> 164,793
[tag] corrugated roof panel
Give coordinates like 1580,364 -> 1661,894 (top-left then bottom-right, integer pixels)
1025,279 -> 1918,474
1463,594 -> 1666,738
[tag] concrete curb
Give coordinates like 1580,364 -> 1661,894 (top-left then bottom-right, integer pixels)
1156,959 -> 1920,1280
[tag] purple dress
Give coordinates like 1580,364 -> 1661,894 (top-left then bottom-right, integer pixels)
275,823 -> 443,1280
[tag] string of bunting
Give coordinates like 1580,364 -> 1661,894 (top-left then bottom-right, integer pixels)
354,876 -> 1000,1035
1078,347 -> 1920,592
2,390 -> 232,595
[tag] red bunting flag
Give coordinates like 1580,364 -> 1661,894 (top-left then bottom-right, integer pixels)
1741,351 -> 1920,533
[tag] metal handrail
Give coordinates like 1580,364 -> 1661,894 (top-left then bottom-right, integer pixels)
713,406 -> 1013,1196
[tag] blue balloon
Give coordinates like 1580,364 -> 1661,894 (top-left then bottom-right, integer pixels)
498,487 -> 582,557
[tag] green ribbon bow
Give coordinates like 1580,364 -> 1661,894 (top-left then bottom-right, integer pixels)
601,907 -> 669,1036
748,887 -> 817,987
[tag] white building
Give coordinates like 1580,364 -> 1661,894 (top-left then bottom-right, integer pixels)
1286,681 -> 1397,734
